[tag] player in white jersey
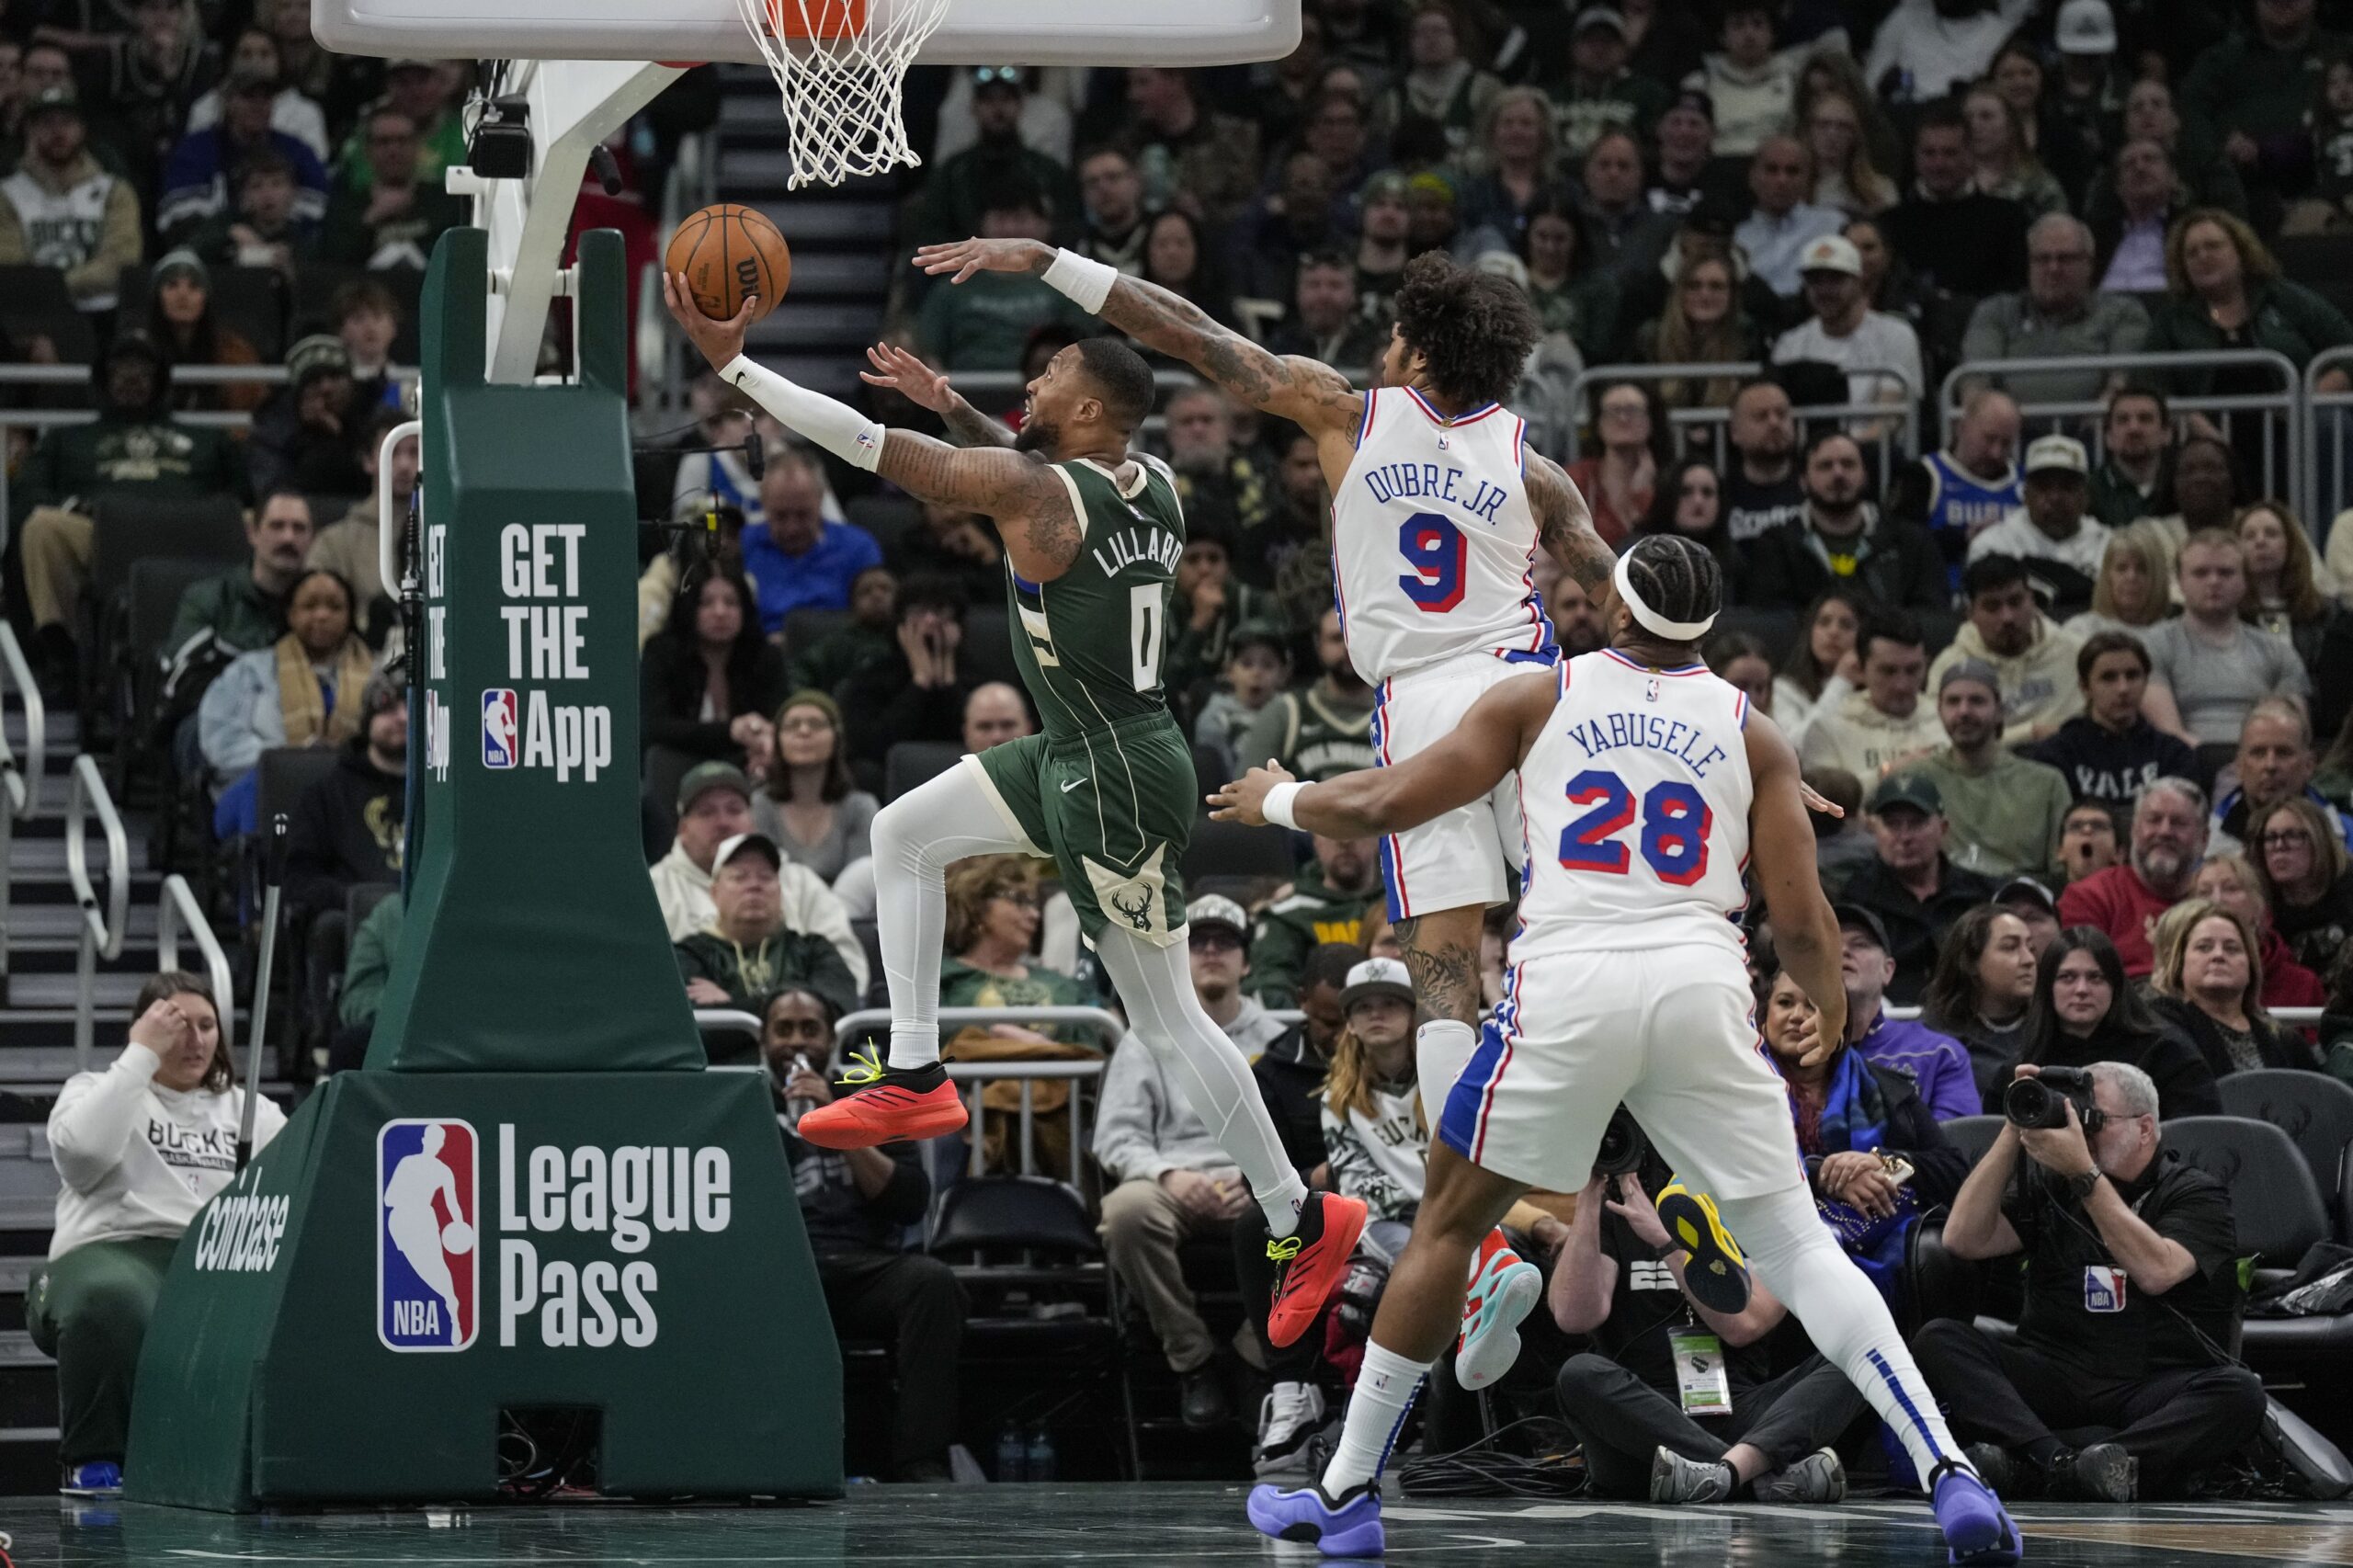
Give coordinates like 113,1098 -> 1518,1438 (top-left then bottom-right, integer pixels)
1211,536 -> 2021,1565
914,239 -> 1616,1386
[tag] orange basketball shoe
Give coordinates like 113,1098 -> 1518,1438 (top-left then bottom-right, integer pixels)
1265,1191 -> 1369,1347
793,1049 -> 969,1149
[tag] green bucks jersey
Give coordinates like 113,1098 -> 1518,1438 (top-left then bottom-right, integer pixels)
1007,454 -> 1188,744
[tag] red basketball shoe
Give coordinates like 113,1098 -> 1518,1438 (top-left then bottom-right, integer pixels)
793,1049 -> 968,1149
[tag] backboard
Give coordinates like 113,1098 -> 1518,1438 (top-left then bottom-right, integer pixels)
313,0 -> 1301,67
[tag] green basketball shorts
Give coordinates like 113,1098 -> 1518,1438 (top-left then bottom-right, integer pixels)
971,711 -> 1196,945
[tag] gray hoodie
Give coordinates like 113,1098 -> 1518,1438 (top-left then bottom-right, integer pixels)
1092,996 -> 1289,1183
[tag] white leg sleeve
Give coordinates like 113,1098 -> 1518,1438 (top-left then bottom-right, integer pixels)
869,760 -> 1039,1071
1714,1184 -> 1966,1490
1093,926 -> 1310,1236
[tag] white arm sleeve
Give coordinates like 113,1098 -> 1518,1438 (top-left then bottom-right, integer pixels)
718,354 -> 887,473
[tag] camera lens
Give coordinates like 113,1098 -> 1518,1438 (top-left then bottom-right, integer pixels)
2004,1076 -> 2063,1129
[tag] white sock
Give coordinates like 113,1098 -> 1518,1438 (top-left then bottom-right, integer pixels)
1095,926 -> 1309,1235
1319,1340 -> 1430,1496
1714,1185 -> 1968,1489
1415,1018 -> 1478,1130
868,763 -> 1040,1073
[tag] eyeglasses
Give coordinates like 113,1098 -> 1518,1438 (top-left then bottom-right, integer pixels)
1188,930 -> 1245,953
1600,402 -> 1647,420
989,891 -> 1042,909
2259,829 -> 2313,849
2029,251 -> 2092,266
777,714 -> 834,733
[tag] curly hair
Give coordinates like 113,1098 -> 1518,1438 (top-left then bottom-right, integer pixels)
943,853 -> 1042,954
2164,208 -> 2279,296
1390,251 -> 1539,410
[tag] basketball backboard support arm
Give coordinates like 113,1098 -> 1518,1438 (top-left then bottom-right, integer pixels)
446,58 -> 682,383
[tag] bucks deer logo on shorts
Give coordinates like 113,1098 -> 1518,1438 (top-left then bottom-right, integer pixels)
1084,845 -> 1171,941
377,1119 -> 479,1352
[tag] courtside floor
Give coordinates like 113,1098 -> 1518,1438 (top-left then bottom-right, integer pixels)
8,1488 -> 2353,1566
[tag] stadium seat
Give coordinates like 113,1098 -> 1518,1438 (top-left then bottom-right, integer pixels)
80,493 -> 250,734
961,607 -> 1019,689
2219,1072 -> 2353,1242
641,744 -> 701,849
1178,818 -> 1295,884
845,494 -> 917,557
306,493 -> 355,531
1940,1114 -> 2006,1168
2165,1115 -> 2353,1374
779,607 -> 849,665
0,264 -> 94,364
883,740 -> 961,801
307,881 -> 399,1061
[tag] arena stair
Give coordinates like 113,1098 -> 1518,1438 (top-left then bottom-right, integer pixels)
714,64 -> 893,398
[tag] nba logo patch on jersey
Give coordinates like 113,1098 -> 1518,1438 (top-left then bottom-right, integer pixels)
1645,677 -> 1662,703
481,688 -> 517,769
2083,1264 -> 2127,1313
377,1119 -> 479,1352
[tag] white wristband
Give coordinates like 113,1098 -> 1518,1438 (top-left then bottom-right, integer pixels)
1262,781 -> 1305,831
1042,247 -> 1117,313
718,353 -> 887,473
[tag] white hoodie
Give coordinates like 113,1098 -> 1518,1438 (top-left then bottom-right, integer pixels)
47,1044 -> 287,1258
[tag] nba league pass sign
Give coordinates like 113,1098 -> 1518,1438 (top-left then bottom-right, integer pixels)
377,1119 -> 480,1352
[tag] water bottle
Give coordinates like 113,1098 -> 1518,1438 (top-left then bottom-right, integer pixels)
785,1053 -> 819,1132
1025,1427 -> 1056,1483
995,1424 -> 1027,1483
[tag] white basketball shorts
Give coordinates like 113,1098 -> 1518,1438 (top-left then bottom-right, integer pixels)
1370,650 -> 1557,922
1437,945 -> 1807,1200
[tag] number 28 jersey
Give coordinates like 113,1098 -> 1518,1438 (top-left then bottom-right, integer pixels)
1332,387 -> 1553,682
1514,650 -> 1755,963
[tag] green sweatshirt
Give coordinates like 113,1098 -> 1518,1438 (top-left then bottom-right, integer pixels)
1897,748 -> 2073,881
338,893 -> 404,1029
675,926 -> 859,1052
12,411 -> 244,528
167,564 -> 285,656
1245,862 -> 1382,1008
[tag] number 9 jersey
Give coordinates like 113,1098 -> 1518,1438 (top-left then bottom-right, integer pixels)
1331,386 -> 1553,681
1512,650 -> 1756,964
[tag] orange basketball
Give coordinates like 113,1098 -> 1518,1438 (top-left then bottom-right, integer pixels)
666,203 -> 790,323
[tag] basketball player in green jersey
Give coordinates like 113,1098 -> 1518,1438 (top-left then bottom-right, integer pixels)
663,278 -> 1366,1348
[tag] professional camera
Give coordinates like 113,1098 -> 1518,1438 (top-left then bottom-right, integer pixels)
1595,1106 -> 1646,1178
2004,1065 -> 2105,1132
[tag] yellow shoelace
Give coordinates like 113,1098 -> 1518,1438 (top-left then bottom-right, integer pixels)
838,1046 -> 886,1085
1266,1235 -> 1302,1263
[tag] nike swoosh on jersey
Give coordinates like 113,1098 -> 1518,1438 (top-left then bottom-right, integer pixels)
1061,777 -> 1089,792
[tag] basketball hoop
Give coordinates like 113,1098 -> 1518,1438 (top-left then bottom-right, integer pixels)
733,0 -> 949,187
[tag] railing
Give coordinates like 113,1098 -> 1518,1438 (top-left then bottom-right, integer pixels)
833,1006 -> 1128,1181
377,418 -> 423,603
63,756 -> 127,1073
0,624 -> 45,1006
156,873 -> 237,1059
1884,1006 -> 2324,1026
1564,361 -> 1921,473
2305,346 -> 2353,533
1938,349 -> 2308,523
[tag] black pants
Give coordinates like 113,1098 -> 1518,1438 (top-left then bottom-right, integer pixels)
1555,1351 -> 1868,1499
816,1247 -> 967,1475
1911,1317 -> 2268,1497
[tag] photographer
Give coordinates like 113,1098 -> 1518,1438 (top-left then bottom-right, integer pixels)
1919,1061 -> 2266,1502
1550,1137 -> 1863,1506
766,987 -> 964,1483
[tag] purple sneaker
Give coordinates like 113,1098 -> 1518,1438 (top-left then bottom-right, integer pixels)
1930,1459 -> 2022,1566
1245,1480 -> 1383,1557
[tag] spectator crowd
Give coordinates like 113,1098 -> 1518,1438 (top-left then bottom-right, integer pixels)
13,0 -> 2353,1516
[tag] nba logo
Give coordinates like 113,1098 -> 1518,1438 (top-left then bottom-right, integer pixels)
377,1119 -> 479,1352
2083,1264 -> 2126,1313
482,688 -> 518,769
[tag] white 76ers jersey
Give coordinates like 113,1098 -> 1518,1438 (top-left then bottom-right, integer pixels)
1333,387 -> 1553,681
1513,650 -> 1755,962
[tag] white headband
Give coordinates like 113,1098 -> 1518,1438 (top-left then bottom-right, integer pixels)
1614,551 -> 1717,642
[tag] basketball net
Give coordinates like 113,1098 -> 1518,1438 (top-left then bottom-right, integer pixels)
733,0 -> 949,187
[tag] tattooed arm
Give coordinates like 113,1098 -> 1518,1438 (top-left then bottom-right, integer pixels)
1526,450 -> 1613,599
861,342 -> 1020,452
873,433 -> 1082,578
910,237 -> 1366,437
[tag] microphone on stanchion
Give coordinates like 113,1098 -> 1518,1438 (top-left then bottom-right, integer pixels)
588,144 -> 625,197
236,812 -> 290,1172
743,428 -> 765,482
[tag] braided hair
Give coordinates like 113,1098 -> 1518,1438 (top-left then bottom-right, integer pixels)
1619,533 -> 1723,644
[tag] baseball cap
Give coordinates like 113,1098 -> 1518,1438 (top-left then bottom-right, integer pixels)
1573,6 -> 1628,36
1938,657 -> 2003,698
1833,903 -> 1893,953
1340,957 -> 1416,1012
1666,87 -> 1714,123
1227,621 -> 1290,663
711,832 -> 782,872
1995,875 -> 2059,915
1474,250 -> 1530,288
676,759 -> 752,814
2056,0 -> 2118,55
28,83 -> 79,116
1798,234 -> 1862,278
2024,433 -> 2089,477
1185,894 -> 1252,947
1867,773 -> 1943,817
